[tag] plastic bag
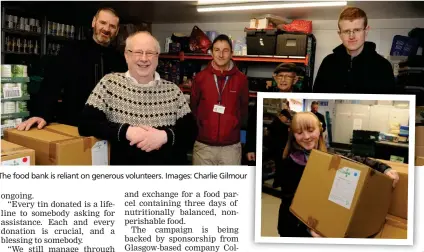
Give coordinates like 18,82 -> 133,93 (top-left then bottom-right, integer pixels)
189,26 -> 212,54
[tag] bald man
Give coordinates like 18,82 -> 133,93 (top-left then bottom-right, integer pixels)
78,31 -> 197,165
17,7 -> 126,131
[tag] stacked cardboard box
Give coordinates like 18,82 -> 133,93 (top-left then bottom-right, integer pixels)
416,126 -> 424,166
374,160 -> 408,239
4,123 -> 109,165
290,150 -> 393,238
1,140 -> 35,165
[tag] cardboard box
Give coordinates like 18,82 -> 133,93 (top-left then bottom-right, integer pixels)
416,146 -> 424,158
290,150 -> 393,238
377,159 -> 408,219
4,124 -> 109,165
1,140 -> 35,165
375,214 -> 407,239
416,126 -> 424,147
416,156 -> 424,166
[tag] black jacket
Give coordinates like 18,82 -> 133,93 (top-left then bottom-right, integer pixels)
34,37 -> 127,126
276,152 -> 392,237
312,111 -> 326,132
313,42 -> 396,94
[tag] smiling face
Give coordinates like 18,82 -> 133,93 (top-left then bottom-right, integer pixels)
338,18 -> 369,56
273,71 -> 298,92
291,113 -> 321,151
124,32 -> 159,83
212,40 -> 232,69
92,10 -> 119,47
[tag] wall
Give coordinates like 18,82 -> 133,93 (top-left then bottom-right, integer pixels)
152,18 -> 424,80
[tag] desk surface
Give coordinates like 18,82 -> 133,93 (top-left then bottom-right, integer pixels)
376,141 -> 409,148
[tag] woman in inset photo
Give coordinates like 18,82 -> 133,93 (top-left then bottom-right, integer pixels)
276,112 -> 400,237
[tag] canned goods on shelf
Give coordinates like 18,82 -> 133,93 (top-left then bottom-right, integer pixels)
3,119 -> 15,126
15,118 -> 23,125
15,101 -> 28,112
3,101 -> 17,114
1,65 -> 13,77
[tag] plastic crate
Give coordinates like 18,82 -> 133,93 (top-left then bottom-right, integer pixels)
390,35 -> 419,56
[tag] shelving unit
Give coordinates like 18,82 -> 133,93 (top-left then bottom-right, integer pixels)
159,33 -> 316,95
1,72 -> 31,137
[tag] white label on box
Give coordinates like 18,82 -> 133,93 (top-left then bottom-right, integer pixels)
328,167 -> 361,209
91,140 -> 108,166
353,118 -> 362,130
1,156 -> 31,166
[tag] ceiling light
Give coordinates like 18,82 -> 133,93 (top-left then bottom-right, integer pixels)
197,1 -> 347,12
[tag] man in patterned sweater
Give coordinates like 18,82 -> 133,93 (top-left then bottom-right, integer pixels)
78,31 -> 197,165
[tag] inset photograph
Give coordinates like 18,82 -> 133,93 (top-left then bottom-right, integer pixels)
255,93 -> 415,245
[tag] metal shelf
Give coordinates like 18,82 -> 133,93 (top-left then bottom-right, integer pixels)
46,35 -> 75,41
1,77 -> 30,83
2,28 -> 42,37
1,111 -> 30,120
1,95 -> 30,101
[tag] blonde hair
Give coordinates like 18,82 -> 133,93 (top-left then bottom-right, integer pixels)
282,112 -> 327,159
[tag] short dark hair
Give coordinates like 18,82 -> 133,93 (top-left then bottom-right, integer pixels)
280,109 -> 292,120
95,7 -> 119,19
274,63 -> 298,75
311,101 -> 319,106
212,34 -> 233,51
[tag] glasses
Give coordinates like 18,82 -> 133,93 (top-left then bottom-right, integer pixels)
275,74 -> 295,81
339,28 -> 365,37
126,50 -> 158,59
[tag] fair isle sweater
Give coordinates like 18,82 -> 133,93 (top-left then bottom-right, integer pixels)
78,72 -> 197,165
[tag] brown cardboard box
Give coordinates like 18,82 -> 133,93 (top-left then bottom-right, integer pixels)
416,156 -> 424,166
380,215 -> 407,239
374,215 -> 407,239
290,150 -> 393,238
4,124 -> 109,165
1,140 -> 35,165
416,126 -> 424,147
377,159 -> 408,219
416,146 -> 424,159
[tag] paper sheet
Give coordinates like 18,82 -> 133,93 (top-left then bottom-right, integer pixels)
91,140 -> 108,166
328,167 -> 361,209
353,118 -> 362,130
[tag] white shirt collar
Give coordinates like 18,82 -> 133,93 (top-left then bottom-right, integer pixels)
125,71 -> 161,87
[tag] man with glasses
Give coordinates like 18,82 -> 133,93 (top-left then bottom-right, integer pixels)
313,6 -> 395,94
190,34 -> 249,165
246,63 -> 298,164
78,31 -> 197,165
17,7 -> 127,130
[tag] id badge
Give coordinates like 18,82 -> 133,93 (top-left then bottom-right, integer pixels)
213,104 -> 225,114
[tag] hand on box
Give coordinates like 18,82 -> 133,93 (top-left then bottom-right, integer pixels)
384,169 -> 399,188
310,230 -> 321,238
129,125 -> 168,152
16,117 -> 46,131
247,152 -> 256,161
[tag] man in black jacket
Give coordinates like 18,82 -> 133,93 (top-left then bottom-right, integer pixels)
313,7 -> 395,94
17,7 -> 126,130
311,101 -> 326,133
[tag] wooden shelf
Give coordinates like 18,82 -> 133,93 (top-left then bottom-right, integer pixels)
2,28 -> 42,37
160,52 -> 309,65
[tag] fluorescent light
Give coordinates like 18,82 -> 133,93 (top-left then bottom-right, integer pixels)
197,1 -> 347,12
